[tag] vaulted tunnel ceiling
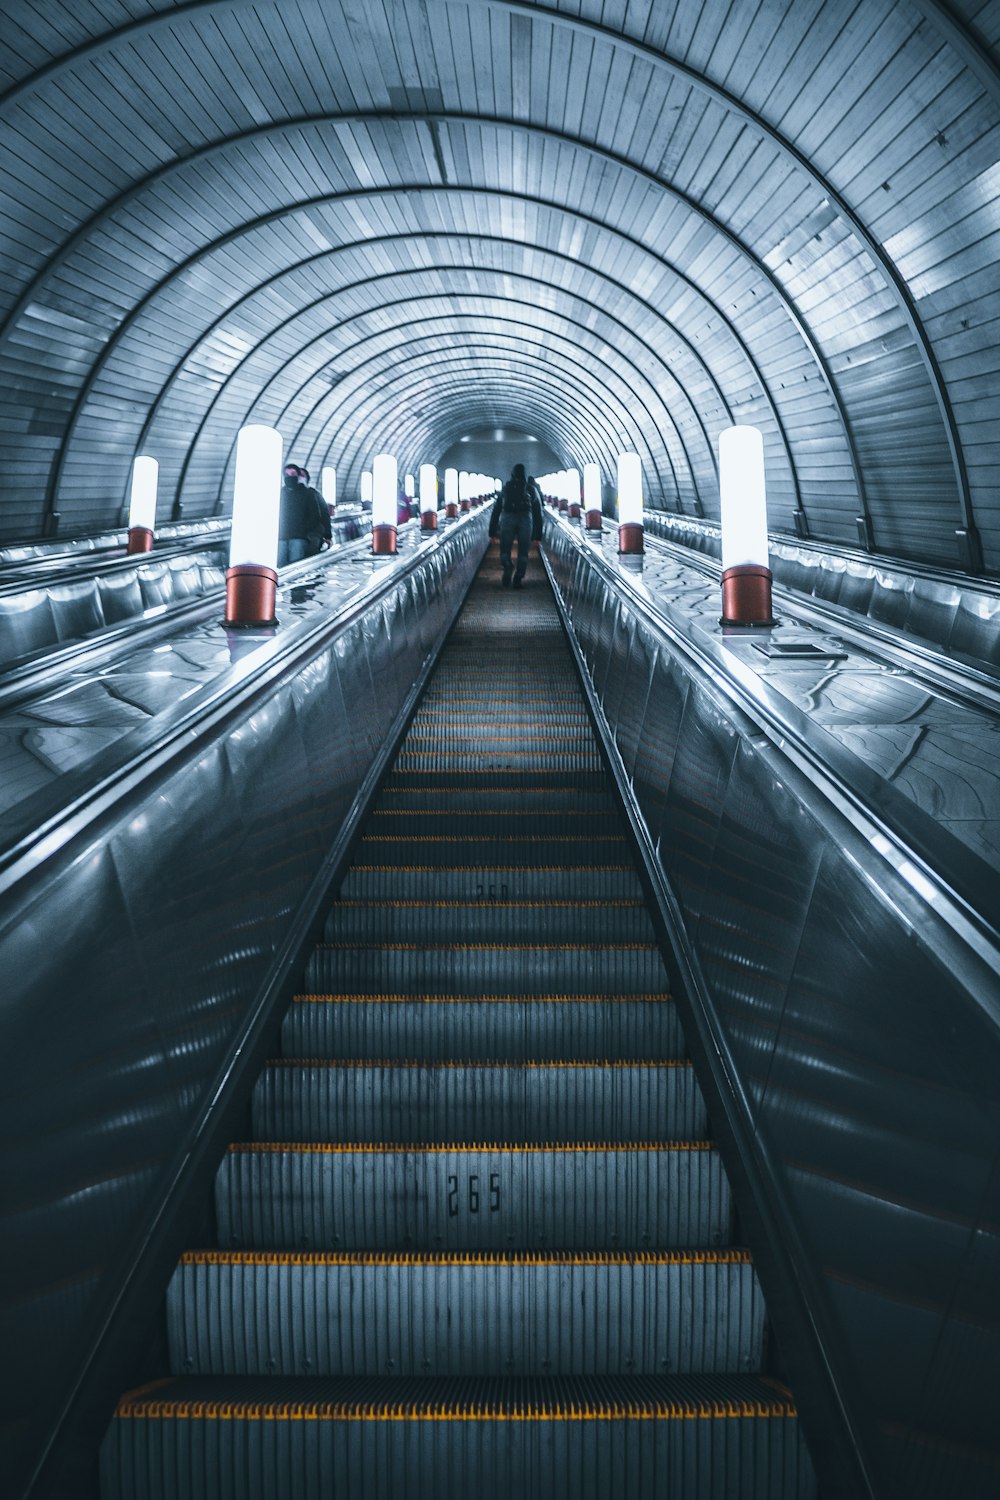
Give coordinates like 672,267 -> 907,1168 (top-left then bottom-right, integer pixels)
0,0 -> 997,570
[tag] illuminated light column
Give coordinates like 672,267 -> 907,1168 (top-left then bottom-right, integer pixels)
617,452 -> 644,554
321,466 -> 336,518
459,470 -> 471,512
126,455 -> 158,553
567,467 -> 581,519
584,463 -> 602,530
226,424 -> 282,626
719,424 -> 774,625
372,452 -> 398,554
444,467 -> 459,518
558,471 -> 569,513
360,470 -> 373,506
420,462 -> 438,530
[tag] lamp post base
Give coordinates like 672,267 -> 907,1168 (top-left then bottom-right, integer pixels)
372,524 -> 397,555
225,564 -> 278,627
445,503 -> 458,519
618,523 -> 644,554
720,564 -> 774,626
421,511 -> 438,530
585,510 -> 602,531
568,503 -> 581,519
126,526 -> 154,554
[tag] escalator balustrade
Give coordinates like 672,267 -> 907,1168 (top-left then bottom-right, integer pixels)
101,550 -> 816,1499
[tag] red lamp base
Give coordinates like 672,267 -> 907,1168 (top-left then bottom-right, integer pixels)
372,524 -> 398,555
421,511 -> 438,530
585,510 -> 603,531
126,526 -> 154,554
445,503 -> 458,518
618,523 -> 644,554
720,564 -> 774,625
568,503 -> 581,518
225,564 -> 278,627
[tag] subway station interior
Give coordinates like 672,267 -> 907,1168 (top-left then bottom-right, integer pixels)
1,2 -> 999,1497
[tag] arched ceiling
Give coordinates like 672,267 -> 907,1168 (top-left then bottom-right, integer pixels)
0,0 -> 997,570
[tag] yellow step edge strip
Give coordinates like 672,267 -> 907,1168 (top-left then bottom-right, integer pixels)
318,943 -> 660,952
116,1394 -> 797,1422
265,1058 -> 690,1070
227,1140 -> 715,1155
330,900 -> 644,909
291,993 -> 674,1004
179,1249 -> 752,1268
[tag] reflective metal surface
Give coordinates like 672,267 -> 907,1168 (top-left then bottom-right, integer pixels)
575,519 -> 1000,894
545,519 -> 1000,1497
644,512 -> 1000,671
0,512 -> 487,1499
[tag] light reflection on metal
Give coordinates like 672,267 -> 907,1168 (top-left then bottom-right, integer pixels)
719,425 -> 773,627
226,424 -> 281,626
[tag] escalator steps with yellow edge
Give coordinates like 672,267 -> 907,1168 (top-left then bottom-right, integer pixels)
101,550 -> 816,1498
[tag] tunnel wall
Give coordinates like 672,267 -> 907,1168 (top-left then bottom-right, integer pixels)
0,518 -> 488,1498
545,520 -> 1000,1499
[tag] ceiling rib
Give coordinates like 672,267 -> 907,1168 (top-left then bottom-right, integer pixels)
0,0 -> 969,531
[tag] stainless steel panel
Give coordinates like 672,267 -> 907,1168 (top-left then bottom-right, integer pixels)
0,519 -> 487,1495
166,1253 -> 762,1376
545,520 -> 1000,1493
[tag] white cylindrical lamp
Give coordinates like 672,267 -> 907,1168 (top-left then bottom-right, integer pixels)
459,470 -> 471,512
719,424 -> 773,625
420,462 -> 438,530
444,467 -> 459,518
617,452 -> 644,553
372,452 -> 398,554
566,467 -> 581,519
226,424 -> 282,626
584,463 -> 602,530
127,455 -> 158,553
360,470 -> 373,506
321,465 -> 336,516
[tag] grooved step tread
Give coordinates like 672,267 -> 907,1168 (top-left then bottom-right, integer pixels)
113,1374 -> 799,1421
179,1249 -> 750,1267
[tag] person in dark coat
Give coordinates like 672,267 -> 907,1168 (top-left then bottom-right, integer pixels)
277,463 -> 316,565
489,463 -> 543,587
297,466 -> 332,554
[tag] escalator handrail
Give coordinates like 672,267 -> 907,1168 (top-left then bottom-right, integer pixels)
549,515 -> 1000,985
0,514 -> 487,900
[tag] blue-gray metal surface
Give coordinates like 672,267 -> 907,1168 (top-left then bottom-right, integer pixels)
0,510 -> 488,1500
566,517 -> 1000,897
643,511 -> 1000,671
544,518 -> 1000,1496
100,1376 -> 812,1500
166,1253 -> 763,1376
102,546 -> 815,1499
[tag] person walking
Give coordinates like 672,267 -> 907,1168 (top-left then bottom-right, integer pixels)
489,463 -> 543,588
297,466 -> 332,555
277,463 -> 316,565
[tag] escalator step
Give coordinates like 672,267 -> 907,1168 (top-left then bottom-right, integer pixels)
281,995 -> 684,1062
251,1060 -> 706,1142
339,866 -> 645,901
305,943 -> 669,995
102,1374 -> 814,1500
374,787 -> 614,811
352,836 -> 630,865
364,811 -> 623,838
166,1250 -> 763,1376
216,1141 -> 730,1250
383,771 -> 609,790
322,900 -> 657,943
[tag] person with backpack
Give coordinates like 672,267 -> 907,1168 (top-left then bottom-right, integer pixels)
489,463 -> 543,587
296,465 -> 332,555
278,462 -> 318,565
